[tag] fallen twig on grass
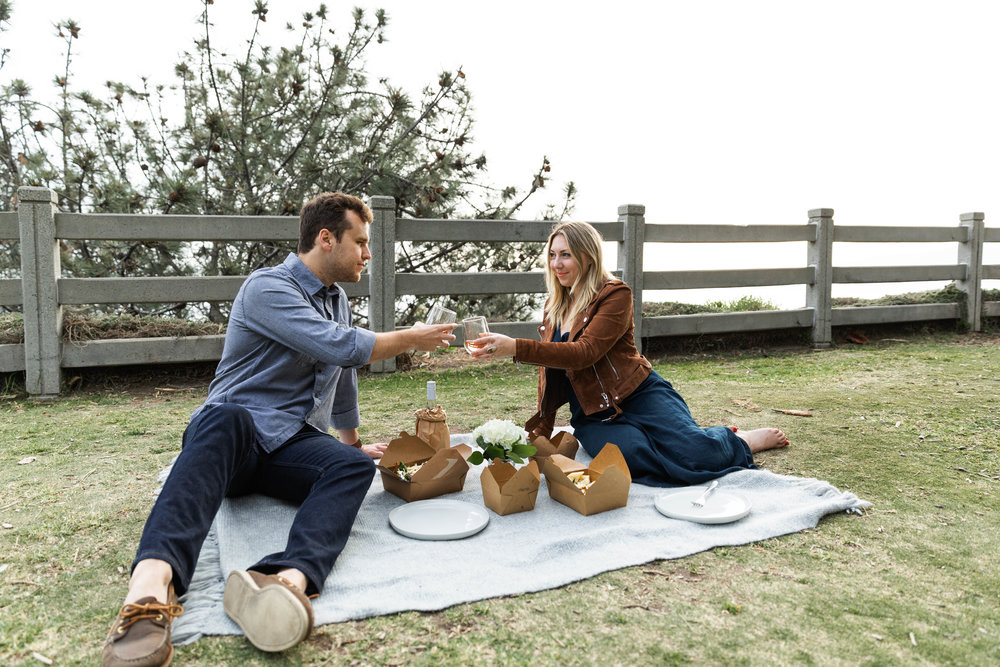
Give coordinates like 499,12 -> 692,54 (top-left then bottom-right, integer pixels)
774,409 -> 813,417
954,467 -> 997,480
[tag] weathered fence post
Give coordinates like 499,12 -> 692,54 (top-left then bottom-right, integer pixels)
957,212 -> 985,332
806,208 -> 834,348
368,195 -> 396,372
18,186 -> 62,398
618,204 -> 646,353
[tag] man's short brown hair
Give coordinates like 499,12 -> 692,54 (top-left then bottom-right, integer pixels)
298,192 -> 373,252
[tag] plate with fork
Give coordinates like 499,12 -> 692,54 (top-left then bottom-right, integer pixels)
654,483 -> 751,524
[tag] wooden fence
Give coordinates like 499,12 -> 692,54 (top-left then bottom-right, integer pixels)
2,186 -> 998,398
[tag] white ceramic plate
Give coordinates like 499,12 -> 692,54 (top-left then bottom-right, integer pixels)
654,487 -> 752,524
389,499 -> 490,540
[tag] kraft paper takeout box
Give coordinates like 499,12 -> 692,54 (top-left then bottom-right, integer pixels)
540,443 -> 631,516
529,431 -> 579,462
377,431 -> 472,502
480,459 -> 540,516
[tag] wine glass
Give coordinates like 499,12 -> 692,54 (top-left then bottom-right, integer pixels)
426,303 -> 456,325
423,303 -> 456,353
462,316 -> 489,355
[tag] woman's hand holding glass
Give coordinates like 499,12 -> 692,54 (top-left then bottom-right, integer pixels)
468,332 -> 516,360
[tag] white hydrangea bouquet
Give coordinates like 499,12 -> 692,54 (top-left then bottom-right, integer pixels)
467,419 -> 537,465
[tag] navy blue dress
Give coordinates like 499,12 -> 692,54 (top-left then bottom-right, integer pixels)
554,330 -> 756,487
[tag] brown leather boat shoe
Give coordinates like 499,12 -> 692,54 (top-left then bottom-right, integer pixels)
102,588 -> 184,667
223,570 -> 314,652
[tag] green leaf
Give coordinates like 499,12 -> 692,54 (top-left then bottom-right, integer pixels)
511,443 -> 536,458
484,445 -> 504,461
467,452 -> 484,465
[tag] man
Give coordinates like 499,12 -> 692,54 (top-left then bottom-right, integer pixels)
102,192 -> 456,666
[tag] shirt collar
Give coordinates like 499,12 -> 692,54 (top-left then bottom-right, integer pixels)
283,253 -> 327,297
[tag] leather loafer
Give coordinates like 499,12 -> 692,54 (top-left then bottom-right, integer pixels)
102,587 -> 183,667
223,570 -> 314,652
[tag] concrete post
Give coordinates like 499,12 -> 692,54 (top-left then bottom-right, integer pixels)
958,212 -> 985,332
806,208 -> 834,348
368,195 -> 396,372
618,204 -> 645,354
18,186 -> 62,398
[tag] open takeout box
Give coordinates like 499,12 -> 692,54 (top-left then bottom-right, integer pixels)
529,431 -> 579,462
480,459 -> 541,516
377,431 -> 473,502
540,443 -> 631,516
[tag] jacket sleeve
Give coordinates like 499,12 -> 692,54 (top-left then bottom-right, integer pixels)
514,284 -> 633,371
524,409 -> 556,441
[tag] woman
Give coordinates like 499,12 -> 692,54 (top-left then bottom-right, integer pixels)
471,221 -> 788,487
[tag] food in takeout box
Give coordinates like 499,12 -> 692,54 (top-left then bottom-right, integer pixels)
567,470 -> 594,492
480,458 -> 541,516
540,443 -> 631,515
414,405 -> 450,449
394,461 -> 424,481
529,430 -> 579,462
377,431 -> 472,502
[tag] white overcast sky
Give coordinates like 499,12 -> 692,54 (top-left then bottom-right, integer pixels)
3,0 -> 998,306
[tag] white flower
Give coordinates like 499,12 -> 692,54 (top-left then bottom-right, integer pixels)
472,419 -> 527,451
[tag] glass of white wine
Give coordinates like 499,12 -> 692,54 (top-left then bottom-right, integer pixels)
462,316 -> 489,355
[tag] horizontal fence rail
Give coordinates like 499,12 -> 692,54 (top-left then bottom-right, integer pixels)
643,224 -> 817,244
833,225 -> 969,243
0,211 -> 18,238
3,188 -> 999,397
54,213 -> 300,241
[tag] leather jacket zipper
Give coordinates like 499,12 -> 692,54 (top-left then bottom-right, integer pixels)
592,366 -> 610,408
605,355 -> 620,380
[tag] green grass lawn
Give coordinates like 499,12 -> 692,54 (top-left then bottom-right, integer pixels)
2,333 -> 999,665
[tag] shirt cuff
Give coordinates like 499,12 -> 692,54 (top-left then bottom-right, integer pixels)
351,327 -> 377,367
332,404 -> 361,431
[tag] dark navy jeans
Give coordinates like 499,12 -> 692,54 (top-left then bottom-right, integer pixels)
132,403 -> 375,596
569,370 -> 756,487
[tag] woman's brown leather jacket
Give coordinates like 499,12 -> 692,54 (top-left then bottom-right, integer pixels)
516,279 -> 651,439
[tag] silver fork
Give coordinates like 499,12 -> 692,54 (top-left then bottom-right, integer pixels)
691,480 -> 719,507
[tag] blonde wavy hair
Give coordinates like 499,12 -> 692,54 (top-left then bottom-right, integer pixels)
544,221 -> 614,330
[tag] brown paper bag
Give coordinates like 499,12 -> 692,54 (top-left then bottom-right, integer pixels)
414,406 -> 450,450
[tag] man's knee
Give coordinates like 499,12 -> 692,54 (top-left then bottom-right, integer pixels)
340,444 -> 376,477
183,403 -> 257,458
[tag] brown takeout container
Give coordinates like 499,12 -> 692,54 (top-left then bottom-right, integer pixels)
481,459 -> 541,516
540,443 -> 631,516
530,430 -> 579,462
377,431 -> 472,502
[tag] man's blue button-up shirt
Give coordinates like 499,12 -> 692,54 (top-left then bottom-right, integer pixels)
193,253 -> 377,452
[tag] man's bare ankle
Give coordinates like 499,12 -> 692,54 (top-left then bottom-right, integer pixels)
125,559 -> 173,604
276,568 -> 308,594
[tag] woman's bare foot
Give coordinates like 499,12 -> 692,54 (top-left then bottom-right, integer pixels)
735,427 -> 789,453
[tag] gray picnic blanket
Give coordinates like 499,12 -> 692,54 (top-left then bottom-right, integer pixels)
170,433 -> 869,645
